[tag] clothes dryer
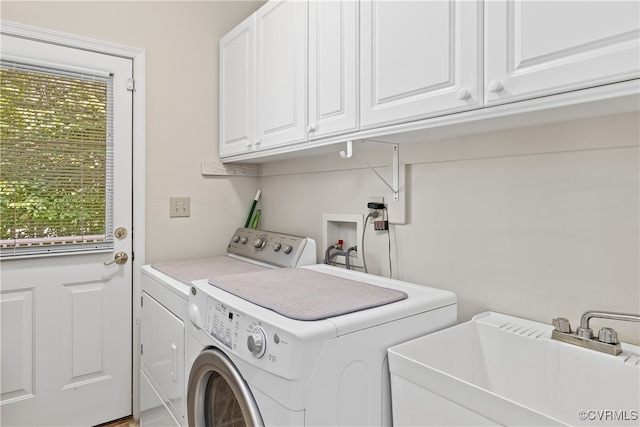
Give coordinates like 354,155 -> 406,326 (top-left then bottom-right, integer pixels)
187,264 -> 457,426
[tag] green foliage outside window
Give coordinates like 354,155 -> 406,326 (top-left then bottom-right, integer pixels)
0,66 -> 108,247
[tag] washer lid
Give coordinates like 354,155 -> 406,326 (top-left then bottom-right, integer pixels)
208,267 -> 407,321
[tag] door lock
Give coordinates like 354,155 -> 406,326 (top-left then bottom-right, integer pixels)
104,252 -> 128,266
114,227 -> 128,239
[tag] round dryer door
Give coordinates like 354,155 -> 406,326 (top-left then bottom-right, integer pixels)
187,348 -> 263,427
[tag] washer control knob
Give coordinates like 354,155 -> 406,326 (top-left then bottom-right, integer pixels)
254,236 -> 267,250
272,242 -> 282,252
247,327 -> 266,358
240,237 -> 248,244
232,235 -> 241,243
282,244 -> 293,254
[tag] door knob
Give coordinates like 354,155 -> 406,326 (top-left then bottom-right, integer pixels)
104,252 -> 128,266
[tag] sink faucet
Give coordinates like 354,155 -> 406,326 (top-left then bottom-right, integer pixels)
551,310 -> 640,356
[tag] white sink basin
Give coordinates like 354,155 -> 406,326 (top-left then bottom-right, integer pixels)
388,312 -> 640,426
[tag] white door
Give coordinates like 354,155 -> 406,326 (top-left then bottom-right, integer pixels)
255,0 -> 308,150
0,35 -> 133,426
360,0 -> 482,129
484,0 -> 640,106
308,0 -> 359,140
219,14 -> 256,158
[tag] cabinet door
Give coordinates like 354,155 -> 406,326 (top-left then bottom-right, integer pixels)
360,0 -> 481,130
219,14 -> 255,158
485,0 -> 640,106
309,0 -> 359,140
255,0 -> 308,150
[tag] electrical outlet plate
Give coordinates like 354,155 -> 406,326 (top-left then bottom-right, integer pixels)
368,196 -> 384,224
170,197 -> 190,217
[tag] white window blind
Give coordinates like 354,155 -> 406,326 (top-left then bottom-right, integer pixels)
0,59 -> 114,258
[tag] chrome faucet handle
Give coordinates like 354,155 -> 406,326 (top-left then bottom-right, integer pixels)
577,327 -> 593,339
552,317 -> 572,333
598,327 -> 619,344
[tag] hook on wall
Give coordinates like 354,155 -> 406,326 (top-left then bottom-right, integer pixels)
339,140 -> 353,159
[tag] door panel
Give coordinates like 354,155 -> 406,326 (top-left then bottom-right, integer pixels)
141,291 -> 185,417
255,0 -> 308,149
0,289 -> 34,402
219,14 -> 255,157
67,281 -> 108,382
308,0 -> 359,139
485,0 -> 640,105
360,0 -> 481,129
0,34 -> 133,426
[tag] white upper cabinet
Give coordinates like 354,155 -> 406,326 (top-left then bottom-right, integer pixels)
219,0 -> 639,162
485,0 -> 640,106
308,0 -> 359,140
360,0 -> 482,129
255,0 -> 308,150
219,15 -> 255,158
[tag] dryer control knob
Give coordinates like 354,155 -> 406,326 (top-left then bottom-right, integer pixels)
247,327 -> 266,358
254,236 -> 267,250
282,245 -> 293,254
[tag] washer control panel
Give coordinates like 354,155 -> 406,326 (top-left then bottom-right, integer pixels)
191,277 -> 340,381
204,296 -> 241,350
201,294 -> 299,375
226,227 -> 316,267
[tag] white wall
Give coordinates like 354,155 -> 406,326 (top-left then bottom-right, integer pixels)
1,1 -> 265,263
258,112 -> 640,344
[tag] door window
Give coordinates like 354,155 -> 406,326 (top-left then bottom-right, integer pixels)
0,60 -> 114,258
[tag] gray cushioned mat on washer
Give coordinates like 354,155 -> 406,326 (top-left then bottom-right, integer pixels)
152,256 -> 269,285
208,268 -> 407,321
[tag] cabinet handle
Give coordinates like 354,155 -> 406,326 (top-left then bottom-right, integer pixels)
488,80 -> 503,93
456,88 -> 471,100
253,139 -> 261,150
308,125 -> 316,134
246,141 -> 252,148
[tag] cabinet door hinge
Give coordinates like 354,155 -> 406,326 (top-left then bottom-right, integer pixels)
141,344 -> 144,355
126,77 -> 135,91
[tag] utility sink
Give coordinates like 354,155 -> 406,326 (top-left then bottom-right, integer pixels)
388,312 -> 640,426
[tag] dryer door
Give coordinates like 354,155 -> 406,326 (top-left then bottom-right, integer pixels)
187,348 -> 263,427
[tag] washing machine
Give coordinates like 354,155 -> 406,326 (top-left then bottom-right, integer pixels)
186,263 -> 457,426
140,228 -> 316,427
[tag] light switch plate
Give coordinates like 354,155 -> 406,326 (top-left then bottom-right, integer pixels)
170,197 -> 190,218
